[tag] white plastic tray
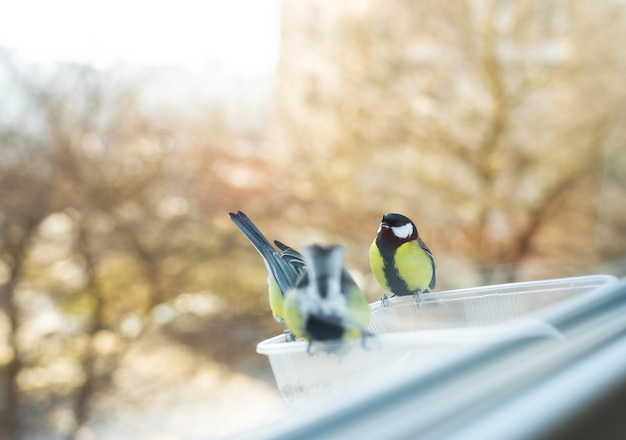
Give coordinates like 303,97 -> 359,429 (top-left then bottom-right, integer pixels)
257,275 -> 617,405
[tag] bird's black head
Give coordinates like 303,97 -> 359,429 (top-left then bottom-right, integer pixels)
376,213 -> 418,247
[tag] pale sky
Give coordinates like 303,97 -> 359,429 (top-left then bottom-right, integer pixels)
0,0 -> 281,75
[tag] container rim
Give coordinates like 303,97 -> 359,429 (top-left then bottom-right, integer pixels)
379,274 -> 618,308
256,275 -> 617,356
257,317 -> 562,355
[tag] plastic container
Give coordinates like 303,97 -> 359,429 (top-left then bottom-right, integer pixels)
257,275 -> 617,406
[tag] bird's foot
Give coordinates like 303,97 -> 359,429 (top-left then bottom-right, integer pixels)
413,291 -> 422,304
360,330 -> 375,350
380,294 -> 390,309
283,329 -> 296,342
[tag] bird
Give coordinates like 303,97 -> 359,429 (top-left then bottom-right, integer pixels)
369,213 -> 436,305
283,244 -> 372,347
228,211 -> 305,325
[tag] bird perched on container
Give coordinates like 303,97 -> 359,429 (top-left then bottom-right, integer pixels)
284,244 -> 371,347
228,211 -> 304,325
369,213 -> 436,306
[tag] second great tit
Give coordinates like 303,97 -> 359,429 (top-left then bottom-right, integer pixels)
283,244 -> 372,346
369,213 -> 436,305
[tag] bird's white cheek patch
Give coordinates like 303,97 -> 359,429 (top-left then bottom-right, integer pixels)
392,223 -> 413,239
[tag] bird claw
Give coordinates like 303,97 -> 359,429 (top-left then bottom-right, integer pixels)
283,329 -> 296,342
380,294 -> 390,309
413,291 -> 422,304
360,330 -> 374,349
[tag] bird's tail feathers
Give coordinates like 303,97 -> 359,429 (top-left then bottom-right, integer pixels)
229,211 -> 275,258
274,240 -> 306,270
229,211 -> 300,294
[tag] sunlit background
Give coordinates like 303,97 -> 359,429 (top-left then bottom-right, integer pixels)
0,0 -> 625,439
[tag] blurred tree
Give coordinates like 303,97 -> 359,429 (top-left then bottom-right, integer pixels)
0,144 -> 54,439
273,0 -> 626,286
0,51 -> 279,439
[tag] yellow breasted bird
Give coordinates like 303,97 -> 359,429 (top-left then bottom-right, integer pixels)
228,211 -> 305,325
369,213 -> 436,304
283,244 -> 371,346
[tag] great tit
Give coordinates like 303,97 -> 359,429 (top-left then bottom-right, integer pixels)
369,213 -> 436,305
228,211 -> 304,324
283,244 -> 371,346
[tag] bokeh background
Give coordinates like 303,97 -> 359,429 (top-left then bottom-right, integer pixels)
1,0 -> 625,439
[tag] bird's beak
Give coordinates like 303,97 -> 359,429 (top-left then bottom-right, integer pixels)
380,222 -> 391,229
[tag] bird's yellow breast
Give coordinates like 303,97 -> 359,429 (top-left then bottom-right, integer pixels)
344,283 -> 372,338
268,278 -> 285,323
369,240 -> 389,290
395,240 -> 433,292
283,288 -> 304,339
369,239 -> 433,294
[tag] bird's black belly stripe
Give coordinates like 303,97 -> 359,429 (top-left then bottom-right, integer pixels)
306,316 -> 344,341
377,239 -> 413,296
